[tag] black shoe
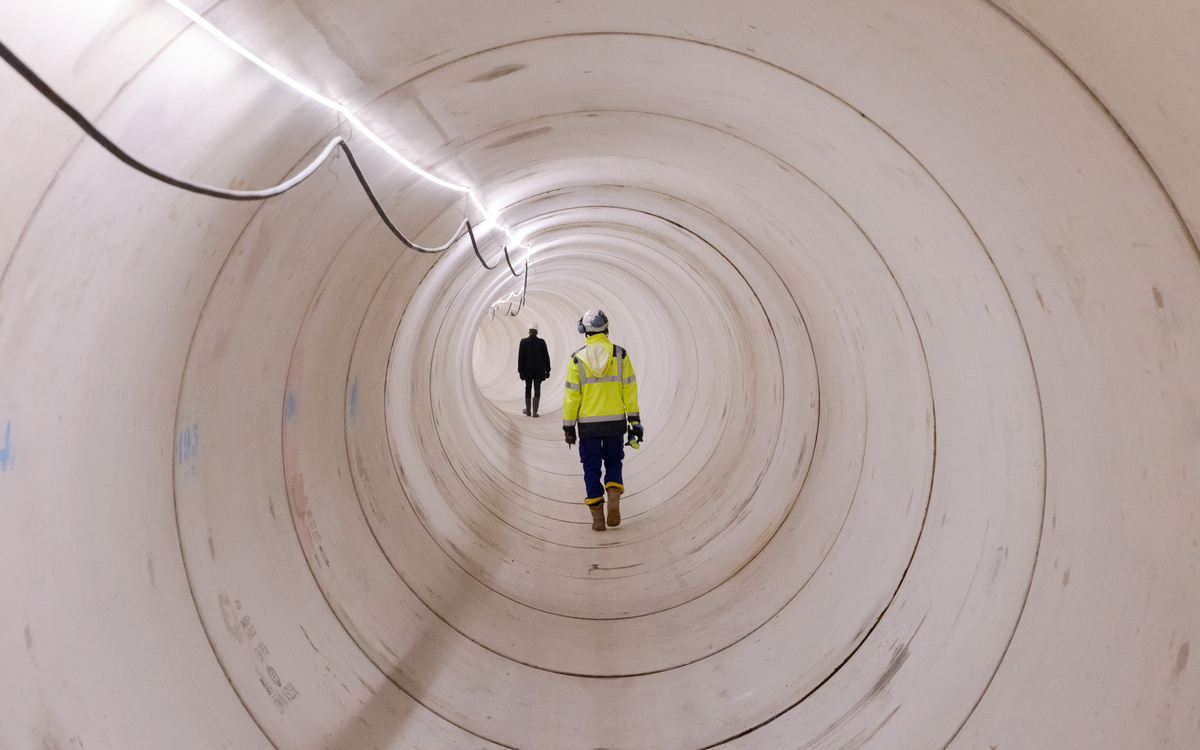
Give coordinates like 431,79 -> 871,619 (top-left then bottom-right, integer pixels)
532,397 -> 540,417
523,396 -> 531,416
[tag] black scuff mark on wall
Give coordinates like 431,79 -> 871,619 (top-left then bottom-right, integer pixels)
470,64 -> 525,83
486,126 -> 553,150
1173,641 -> 1189,681
300,624 -> 320,655
866,644 -> 910,701
799,643 -> 911,748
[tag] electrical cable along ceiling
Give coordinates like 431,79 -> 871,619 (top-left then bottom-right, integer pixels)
1,1 -> 1198,749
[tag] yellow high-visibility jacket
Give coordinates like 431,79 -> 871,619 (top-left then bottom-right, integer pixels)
563,334 -> 640,438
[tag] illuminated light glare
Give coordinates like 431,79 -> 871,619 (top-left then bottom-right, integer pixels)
163,0 -> 531,252
470,193 -> 535,263
491,291 -> 524,312
490,281 -> 528,312
472,215 -> 498,235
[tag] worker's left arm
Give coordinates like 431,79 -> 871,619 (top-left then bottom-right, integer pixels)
622,351 -> 642,437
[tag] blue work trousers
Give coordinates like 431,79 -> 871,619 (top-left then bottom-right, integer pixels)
578,435 -> 624,504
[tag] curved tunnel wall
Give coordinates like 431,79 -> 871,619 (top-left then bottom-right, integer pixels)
2,1 -> 1199,748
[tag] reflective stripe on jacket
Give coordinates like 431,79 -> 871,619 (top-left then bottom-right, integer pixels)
563,334 -> 640,438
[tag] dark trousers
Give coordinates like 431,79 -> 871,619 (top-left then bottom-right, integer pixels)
578,435 -> 624,503
524,378 -> 542,399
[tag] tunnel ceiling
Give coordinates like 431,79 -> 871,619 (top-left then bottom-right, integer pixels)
1,1 -> 1198,749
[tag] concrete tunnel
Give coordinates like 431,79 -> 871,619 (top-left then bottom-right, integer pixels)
2,0 -> 1199,747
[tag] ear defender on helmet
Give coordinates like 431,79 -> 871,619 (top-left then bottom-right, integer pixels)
579,309 -> 609,334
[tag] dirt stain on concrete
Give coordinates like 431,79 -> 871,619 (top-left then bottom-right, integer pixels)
867,644 -> 909,700
1173,641 -> 1189,680
218,592 -> 242,643
486,126 -> 552,150
470,64 -> 525,82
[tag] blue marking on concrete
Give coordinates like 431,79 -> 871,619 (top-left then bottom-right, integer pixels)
0,422 -> 11,471
285,392 -> 297,420
349,379 -> 358,420
177,421 -> 199,466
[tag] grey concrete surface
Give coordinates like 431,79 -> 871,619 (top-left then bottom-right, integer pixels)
1,1 -> 1198,748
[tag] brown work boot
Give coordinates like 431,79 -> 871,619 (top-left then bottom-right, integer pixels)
606,486 -> 622,527
588,502 -> 606,531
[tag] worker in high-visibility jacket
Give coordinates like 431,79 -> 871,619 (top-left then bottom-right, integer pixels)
563,309 -> 644,530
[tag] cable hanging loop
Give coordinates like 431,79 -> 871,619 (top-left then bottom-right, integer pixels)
492,257 -> 528,317
337,142 -> 472,254
465,221 -> 499,269
503,244 -> 525,277
0,37 -> 513,263
512,259 -> 529,314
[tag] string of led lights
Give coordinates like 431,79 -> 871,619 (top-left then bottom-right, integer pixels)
0,2 -> 540,276
0,37 -> 515,264
489,262 -> 529,318
161,0 -> 530,260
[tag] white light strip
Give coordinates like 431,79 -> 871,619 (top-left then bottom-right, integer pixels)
163,0 -> 531,253
493,289 -> 523,306
490,278 -> 526,310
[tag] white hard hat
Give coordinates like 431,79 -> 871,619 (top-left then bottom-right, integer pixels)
578,309 -> 609,334
529,322 -> 539,331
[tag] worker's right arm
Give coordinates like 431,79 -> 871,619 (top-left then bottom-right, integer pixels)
563,356 -> 581,441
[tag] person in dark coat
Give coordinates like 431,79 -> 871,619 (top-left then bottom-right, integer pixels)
517,323 -> 551,417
